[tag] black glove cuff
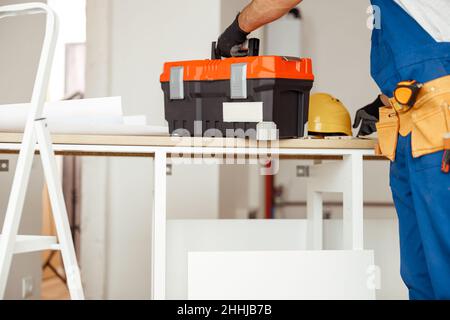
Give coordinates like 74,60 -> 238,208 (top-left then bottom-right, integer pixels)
227,14 -> 250,43
364,95 -> 384,119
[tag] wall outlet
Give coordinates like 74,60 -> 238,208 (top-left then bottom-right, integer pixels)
0,159 -> 9,172
22,276 -> 34,299
296,165 -> 309,177
166,164 -> 173,176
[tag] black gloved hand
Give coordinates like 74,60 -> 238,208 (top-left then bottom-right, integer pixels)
217,14 -> 249,58
353,95 -> 384,136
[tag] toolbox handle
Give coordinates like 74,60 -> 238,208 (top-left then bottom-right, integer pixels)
211,38 -> 260,60
247,38 -> 260,57
211,41 -> 220,60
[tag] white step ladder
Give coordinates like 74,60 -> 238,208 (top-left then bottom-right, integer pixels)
0,2 -> 84,300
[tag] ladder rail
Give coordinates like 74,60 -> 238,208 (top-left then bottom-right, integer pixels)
0,2 -> 84,300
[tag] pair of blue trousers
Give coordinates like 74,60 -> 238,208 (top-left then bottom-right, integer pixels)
390,134 -> 450,299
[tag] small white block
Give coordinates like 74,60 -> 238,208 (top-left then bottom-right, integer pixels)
256,122 -> 278,141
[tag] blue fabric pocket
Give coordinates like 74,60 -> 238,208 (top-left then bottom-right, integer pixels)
413,150 -> 444,172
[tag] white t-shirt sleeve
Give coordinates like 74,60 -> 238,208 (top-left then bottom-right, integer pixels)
394,0 -> 450,42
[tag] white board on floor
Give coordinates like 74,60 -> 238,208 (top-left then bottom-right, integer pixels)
188,250 -> 375,300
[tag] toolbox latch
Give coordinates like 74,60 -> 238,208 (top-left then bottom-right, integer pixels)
170,66 -> 184,100
230,63 -> 247,100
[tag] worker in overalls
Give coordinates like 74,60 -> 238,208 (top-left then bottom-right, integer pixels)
217,0 -> 450,300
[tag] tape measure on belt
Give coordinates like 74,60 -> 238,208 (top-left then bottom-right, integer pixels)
393,80 -> 423,112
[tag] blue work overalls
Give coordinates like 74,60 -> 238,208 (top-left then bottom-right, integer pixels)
370,0 -> 450,299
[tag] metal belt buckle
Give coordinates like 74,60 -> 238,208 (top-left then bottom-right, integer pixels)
392,99 -> 408,113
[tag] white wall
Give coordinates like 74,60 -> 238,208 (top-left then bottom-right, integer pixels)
0,156 -> 44,299
218,0 -> 265,220
270,0 -> 394,219
301,0 -> 380,104
108,0 -> 223,219
219,165 -> 250,219
83,0 -> 223,299
168,165 -> 219,220
0,0 -> 46,299
0,0 -> 44,104
47,0 -> 86,100
220,0 -> 393,220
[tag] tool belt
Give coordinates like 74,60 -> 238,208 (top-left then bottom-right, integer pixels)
375,75 -> 450,161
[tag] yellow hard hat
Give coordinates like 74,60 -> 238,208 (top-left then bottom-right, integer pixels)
308,93 -> 353,136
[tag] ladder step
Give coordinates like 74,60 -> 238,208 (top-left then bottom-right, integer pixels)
0,235 -> 59,254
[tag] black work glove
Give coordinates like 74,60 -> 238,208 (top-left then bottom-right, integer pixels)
217,14 -> 249,58
353,95 -> 384,136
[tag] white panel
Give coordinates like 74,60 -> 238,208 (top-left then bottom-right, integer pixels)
223,102 -> 263,123
188,250 -> 375,300
167,219 -> 407,300
166,220 -> 306,300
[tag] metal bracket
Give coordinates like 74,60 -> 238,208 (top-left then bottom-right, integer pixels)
169,66 -> 184,100
230,63 -> 247,99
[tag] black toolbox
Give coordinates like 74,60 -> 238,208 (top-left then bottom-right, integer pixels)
160,39 -> 314,139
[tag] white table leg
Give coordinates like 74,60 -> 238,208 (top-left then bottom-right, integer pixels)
342,153 -> 364,250
306,187 -> 323,250
306,161 -> 341,251
306,152 -> 365,251
151,151 -> 167,300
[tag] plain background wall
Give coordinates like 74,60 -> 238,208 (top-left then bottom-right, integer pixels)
0,0 -> 46,299
83,0 -> 223,299
218,1 -> 265,220
219,0 -> 393,220
106,0 -> 219,298
270,0 -> 394,219
302,0 -> 380,103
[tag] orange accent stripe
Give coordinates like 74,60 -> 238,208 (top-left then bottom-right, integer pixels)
160,56 -> 314,82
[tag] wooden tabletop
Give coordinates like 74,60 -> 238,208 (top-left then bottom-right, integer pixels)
0,132 -> 377,150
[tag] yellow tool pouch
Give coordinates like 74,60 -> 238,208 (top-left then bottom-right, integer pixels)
375,106 -> 399,161
411,91 -> 450,157
375,75 -> 450,160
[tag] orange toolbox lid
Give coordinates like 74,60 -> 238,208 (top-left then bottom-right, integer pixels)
160,56 -> 314,82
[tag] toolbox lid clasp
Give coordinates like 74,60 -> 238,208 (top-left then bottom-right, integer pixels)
169,66 -> 184,100
230,63 -> 248,100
